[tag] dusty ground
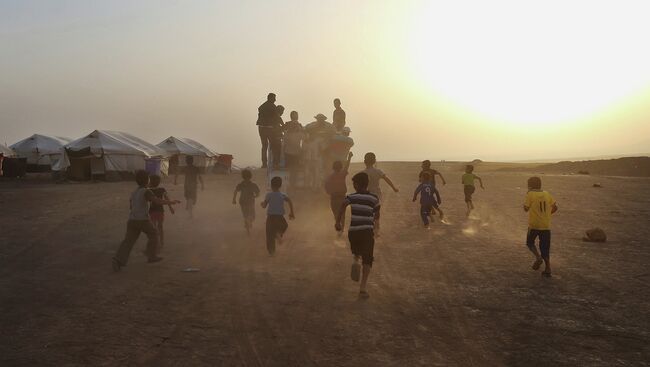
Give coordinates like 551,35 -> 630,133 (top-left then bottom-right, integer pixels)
1,162 -> 649,366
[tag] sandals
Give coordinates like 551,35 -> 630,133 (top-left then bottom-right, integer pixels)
350,263 -> 361,282
541,271 -> 552,278
532,259 -> 543,270
359,290 -> 370,299
112,258 -> 122,272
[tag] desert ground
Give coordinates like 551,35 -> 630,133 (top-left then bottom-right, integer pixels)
1,162 -> 649,366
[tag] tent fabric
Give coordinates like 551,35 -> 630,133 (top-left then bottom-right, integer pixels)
157,136 -> 217,157
67,130 -> 168,157
9,134 -> 71,167
0,144 -> 15,157
65,130 -> 168,179
157,136 -> 217,170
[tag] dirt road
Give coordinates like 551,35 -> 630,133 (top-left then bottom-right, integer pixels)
1,163 -> 649,366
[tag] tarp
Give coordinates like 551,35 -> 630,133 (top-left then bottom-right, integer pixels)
10,134 -> 71,169
65,130 -> 168,179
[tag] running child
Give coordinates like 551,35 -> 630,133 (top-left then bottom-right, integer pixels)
412,172 -> 444,228
335,172 -> 380,299
232,169 -> 260,234
149,174 -> 175,252
418,159 -> 445,207
112,170 -> 179,271
523,176 -> 558,277
325,151 -> 353,234
261,177 -> 295,255
179,155 -> 204,218
362,152 -> 398,234
462,164 -> 484,217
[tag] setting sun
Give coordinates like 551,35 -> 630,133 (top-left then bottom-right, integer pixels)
408,1 -> 650,125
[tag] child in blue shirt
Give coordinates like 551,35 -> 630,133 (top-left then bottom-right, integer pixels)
412,172 -> 444,228
261,176 -> 295,255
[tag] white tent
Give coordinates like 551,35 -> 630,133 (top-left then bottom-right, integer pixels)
65,130 -> 169,180
156,136 -> 218,173
0,143 -> 15,157
10,134 -> 71,171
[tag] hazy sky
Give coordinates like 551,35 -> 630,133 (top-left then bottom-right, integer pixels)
2,0 -> 649,165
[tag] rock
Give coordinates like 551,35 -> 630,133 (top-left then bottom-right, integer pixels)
593,183 -> 602,188
578,170 -> 590,175
583,228 -> 607,242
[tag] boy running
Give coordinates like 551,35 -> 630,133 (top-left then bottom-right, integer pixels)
232,169 -> 260,234
523,176 -> 558,277
462,164 -> 484,217
325,151 -> 353,234
112,170 -> 179,271
148,174 -> 175,252
412,172 -> 443,228
178,155 -> 204,218
362,152 -> 398,235
335,172 -> 380,298
261,177 -> 295,255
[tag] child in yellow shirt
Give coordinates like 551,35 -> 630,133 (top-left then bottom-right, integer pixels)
523,176 -> 558,277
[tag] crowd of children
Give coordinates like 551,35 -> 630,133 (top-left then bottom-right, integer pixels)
112,98 -> 559,297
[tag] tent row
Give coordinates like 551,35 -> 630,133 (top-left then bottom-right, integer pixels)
0,131 -> 233,180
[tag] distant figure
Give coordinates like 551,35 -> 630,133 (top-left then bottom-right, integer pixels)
333,98 -> 346,132
112,170 -> 179,271
326,126 -> 354,170
523,176 -> 558,277
335,172 -> 380,299
325,151 -> 353,234
256,93 -> 277,168
148,174 -> 175,252
304,114 -> 335,189
362,152 -> 398,236
283,111 -> 305,181
270,105 -> 286,168
462,164 -> 484,217
261,176 -> 295,255
182,155 -> 204,218
412,172 -> 444,229
232,169 -> 260,235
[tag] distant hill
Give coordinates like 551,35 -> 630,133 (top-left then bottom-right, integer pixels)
501,157 -> 650,177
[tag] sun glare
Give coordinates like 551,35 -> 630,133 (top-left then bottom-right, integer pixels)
408,1 -> 650,126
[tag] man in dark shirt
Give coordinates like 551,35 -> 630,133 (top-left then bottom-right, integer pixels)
333,98 -> 346,132
257,93 -> 277,168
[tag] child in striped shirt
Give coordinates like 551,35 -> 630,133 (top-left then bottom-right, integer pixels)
335,172 -> 381,299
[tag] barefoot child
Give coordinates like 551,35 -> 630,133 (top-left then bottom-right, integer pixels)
112,170 -> 179,271
462,164 -> 484,217
325,151 -> 353,234
362,152 -> 398,234
412,172 -> 443,228
261,177 -> 295,255
335,172 -> 380,298
232,169 -> 260,234
523,176 -> 558,277
178,155 -> 204,218
149,174 -> 175,252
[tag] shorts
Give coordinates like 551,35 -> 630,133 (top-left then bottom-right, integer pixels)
240,201 -> 255,220
149,211 -> 164,223
527,229 -> 551,258
348,229 -> 375,266
185,186 -> 197,203
464,185 -> 475,202
285,154 -> 300,168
